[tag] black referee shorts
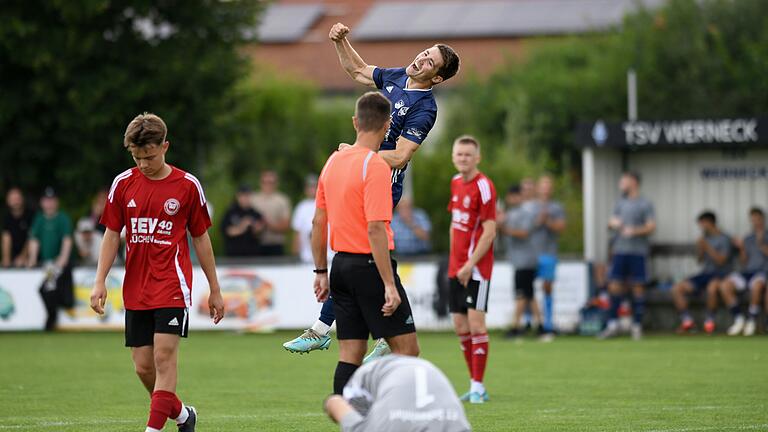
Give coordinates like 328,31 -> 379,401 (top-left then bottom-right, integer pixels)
514,269 -> 536,300
125,308 -> 189,347
330,252 -> 416,340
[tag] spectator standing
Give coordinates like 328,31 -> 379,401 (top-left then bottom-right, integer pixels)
251,170 -> 291,256
221,185 -> 264,257
391,197 -> 431,256
27,187 -> 74,331
501,185 -> 542,338
599,172 -> 656,340
529,175 -> 566,340
292,175 -> 320,263
672,211 -> 735,334
2,187 -> 33,267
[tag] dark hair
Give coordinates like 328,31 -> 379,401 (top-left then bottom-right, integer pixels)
623,170 -> 641,184
507,184 -> 522,194
697,211 -> 717,224
435,44 -> 460,82
750,207 -> 764,217
355,92 -> 391,132
124,113 -> 167,148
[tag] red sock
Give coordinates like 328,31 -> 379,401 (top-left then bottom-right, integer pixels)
170,394 -> 183,420
458,333 -> 472,376
471,333 -> 489,383
147,390 -> 178,429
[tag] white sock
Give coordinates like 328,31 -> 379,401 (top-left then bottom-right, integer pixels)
146,428 -> 161,432
471,380 -> 485,394
175,403 -> 189,425
311,320 -> 331,335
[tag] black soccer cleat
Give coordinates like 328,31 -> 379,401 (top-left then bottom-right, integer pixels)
178,406 -> 197,432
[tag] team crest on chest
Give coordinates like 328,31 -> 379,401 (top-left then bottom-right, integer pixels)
463,196 -> 471,208
394,100 -> 405,109
164,198 -> 180,216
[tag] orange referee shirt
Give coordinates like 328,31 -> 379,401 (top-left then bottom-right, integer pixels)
316,145 -> 394,254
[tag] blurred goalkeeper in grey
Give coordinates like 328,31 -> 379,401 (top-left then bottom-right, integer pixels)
324,355 -> 471,431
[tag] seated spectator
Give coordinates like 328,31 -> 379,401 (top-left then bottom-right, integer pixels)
324,355 -> 471,432
2,187 -> 33,267
221,185 -> 264,257
501,185 -> 542,338
28,187 -> 74,331
252,170 -> 291,256
292,175 -> 319,263
672,211 -> 736,334
75,218 -> 101,265
391,197 -> 431,256
722,207 -> 768,336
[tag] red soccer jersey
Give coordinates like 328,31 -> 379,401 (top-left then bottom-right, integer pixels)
447,172 -> 497,281
101,166 -> 211,310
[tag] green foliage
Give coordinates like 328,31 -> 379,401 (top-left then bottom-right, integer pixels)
0,0 -> 261,215
205,71 -> 354,251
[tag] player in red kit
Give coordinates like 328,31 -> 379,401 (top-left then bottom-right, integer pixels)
447,135 -> 497,405
89,113 -> 225,432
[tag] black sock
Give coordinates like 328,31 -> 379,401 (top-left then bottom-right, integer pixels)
333,361 -> 359,395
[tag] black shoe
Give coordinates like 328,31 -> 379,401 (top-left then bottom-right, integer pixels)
178,406 -> 196,432
504,328 -> 520,339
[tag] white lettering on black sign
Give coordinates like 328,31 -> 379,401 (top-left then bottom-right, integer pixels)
623,119 -> 758,146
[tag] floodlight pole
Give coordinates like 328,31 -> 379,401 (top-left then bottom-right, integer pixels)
627,68 -> 638,121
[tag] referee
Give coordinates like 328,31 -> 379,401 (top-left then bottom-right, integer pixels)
311,92 -> 420,395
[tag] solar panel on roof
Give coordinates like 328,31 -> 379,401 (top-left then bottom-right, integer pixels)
354,0 -> 666,40
255,4 -> 324,43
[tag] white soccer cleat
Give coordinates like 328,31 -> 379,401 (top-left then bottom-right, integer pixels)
631,323 -> 643,341
727,316 -> 745,336
743,319 -> 756,336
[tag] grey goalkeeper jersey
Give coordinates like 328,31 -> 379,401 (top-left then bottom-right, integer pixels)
340,355 -> 471,432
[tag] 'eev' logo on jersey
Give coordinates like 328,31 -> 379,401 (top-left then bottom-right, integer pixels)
131,217 -> 159,234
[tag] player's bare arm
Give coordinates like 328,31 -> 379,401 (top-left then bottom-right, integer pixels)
379,136 -> 420,170
311,207 -> 330,302
89,228 -> 121,315
368,220 -> 400,316
192,231 -> 225,324
503,225 -> 529,239
324,395 -> 355,424
329,23 -> 376,87
457,220 -> 497,287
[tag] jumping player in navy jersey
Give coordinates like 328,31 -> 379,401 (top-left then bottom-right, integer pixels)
283,22 -> 460,356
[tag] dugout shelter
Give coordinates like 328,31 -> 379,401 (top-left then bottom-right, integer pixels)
578,117 -> 768,285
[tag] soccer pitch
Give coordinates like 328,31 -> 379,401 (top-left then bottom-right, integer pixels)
1,332 -> 766,431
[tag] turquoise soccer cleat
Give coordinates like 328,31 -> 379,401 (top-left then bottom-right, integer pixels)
282,329 -> 331,354
461,390 -> 489,403
363,338 -> 391,363
469,391 -> 489,404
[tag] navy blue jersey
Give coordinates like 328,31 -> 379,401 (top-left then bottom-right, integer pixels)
373,67 -> 438,207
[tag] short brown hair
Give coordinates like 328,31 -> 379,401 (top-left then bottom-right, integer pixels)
435,44 -> 460,82
355,92 -> 391,132
124,113 -> 167,148
454,134 -> 480,150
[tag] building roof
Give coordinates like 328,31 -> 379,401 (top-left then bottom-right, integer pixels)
255,4 -> 325,43
255,0 -> 666,43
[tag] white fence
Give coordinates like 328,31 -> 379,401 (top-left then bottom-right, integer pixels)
0,261 -> 588,332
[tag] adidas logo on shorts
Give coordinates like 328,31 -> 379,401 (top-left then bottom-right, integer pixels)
466,296 -> 473,303
168,317 -> 179,326
405,315 -> 414,325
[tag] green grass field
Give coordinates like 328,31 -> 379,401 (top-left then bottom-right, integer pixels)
1,331 -> 767,431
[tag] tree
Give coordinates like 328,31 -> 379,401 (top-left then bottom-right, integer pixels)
0,0 -> 261,211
